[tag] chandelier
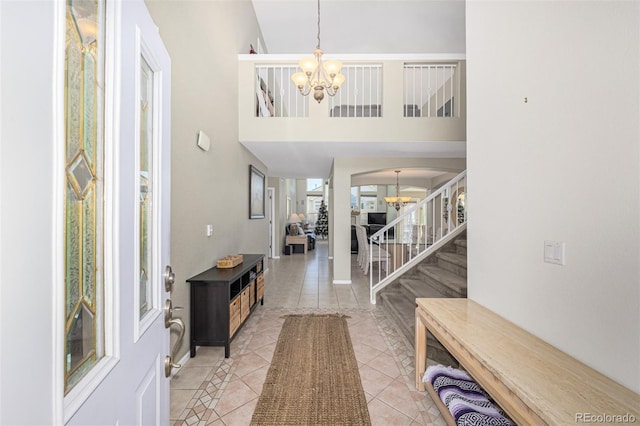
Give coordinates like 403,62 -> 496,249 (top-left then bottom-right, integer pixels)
384,170 -> 412,211
291,0 -> 345,103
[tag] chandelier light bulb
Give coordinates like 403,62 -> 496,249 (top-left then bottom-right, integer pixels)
299,57 -> 318,75
323,59 -> 343,76
331,73 -> 346,89
291,72 -> 308,88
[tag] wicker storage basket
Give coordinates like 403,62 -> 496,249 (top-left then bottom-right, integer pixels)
216,254 -> 243,269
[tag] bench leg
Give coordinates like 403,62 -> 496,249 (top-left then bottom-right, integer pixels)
415,308 -> 427,391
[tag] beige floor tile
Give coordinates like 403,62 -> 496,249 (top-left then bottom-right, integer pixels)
257,325 -> 284,341
367,398 -> 415,426
358,364 -> 396,397
360,332 -> 389,351
349,316 -> 383,333
352,341 -> 385,365
375,377 -> 421,419
252,341 -> 276,363
415,408 -> 447,426
367,351 -> 402,379
232,351 -> 269,378
346,310 -> 375,323
171,366 -> 213,390
297,299 -> 319,308
245,331 -> 275,350
213,378 -> 259,418
218,397 -> 259,426
184,347 -> 225,367
170,389 -> 197,420
364,390 -> 375,403
240,364 -> 269,395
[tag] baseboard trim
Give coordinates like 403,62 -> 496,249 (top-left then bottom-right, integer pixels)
271,256 -> 280,259
332,279 -> 352,285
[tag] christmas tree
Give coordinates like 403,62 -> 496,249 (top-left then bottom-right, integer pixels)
315,200 -> 328,239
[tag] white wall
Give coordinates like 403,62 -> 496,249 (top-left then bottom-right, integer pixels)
0,2 -> 58,422
145,0 -> 268,361
467,1 -> 640,392
295,178 -> 307,215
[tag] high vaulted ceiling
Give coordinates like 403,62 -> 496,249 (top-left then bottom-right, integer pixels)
251,0 -> 466,55
246,0 -> 466,182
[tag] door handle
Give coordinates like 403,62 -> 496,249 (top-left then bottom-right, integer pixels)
164,317 -> 185,377
168,317 -> 185,350
164,299 -> 183,328
165,356 -> 181,378
164,265 -> 175,292
164,298 -> 185,377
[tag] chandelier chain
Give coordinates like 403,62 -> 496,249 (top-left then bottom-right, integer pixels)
316,0 -> 321,49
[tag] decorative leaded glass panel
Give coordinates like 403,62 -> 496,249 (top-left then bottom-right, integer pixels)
83,52 -> 97,169
66,17 -> 82,164
68,153 -> 93,197
82,186 -> 96,306
138,56 -> 154,320
66,184 -> 80,320
64,0 -> 105,394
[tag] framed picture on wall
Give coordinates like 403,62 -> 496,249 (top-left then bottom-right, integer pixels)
249,165 -> 265,219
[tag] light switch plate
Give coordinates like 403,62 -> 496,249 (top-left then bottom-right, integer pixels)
544,240 -> 565,265
197,130 -> 211,151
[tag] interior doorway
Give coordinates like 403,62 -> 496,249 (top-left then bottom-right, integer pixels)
268,187 -> 277,258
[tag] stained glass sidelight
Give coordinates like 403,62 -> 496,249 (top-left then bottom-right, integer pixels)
64,0 -> 105,394
138,56 -> 154,320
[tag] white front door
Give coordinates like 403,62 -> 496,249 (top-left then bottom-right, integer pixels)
63,0 -> 173,424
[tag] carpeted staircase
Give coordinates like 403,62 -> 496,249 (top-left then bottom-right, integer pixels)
377,231 -> 467,366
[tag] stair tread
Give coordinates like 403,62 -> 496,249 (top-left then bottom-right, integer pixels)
418,264 -> 467,293
375,230 -> 466,361
455,239 -> 467,248
399,278 -> 448,299
436,251 -> 467,268
379,293 -> 415,340
381,292 -> 415,318
379,291 -> 454,356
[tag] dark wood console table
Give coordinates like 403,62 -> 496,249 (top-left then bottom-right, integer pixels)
186,254 -> 265,358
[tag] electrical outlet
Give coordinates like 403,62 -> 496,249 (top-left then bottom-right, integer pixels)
206,224 -> 213,237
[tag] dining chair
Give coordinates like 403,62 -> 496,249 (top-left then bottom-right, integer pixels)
356,225 -> 390,275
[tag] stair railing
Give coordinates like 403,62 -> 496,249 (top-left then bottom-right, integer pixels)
369,170 -> 467,303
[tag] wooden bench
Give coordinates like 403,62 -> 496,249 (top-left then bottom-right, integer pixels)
415,298 -> 640,425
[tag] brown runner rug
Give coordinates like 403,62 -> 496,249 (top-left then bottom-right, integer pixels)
250,314 -> 372,425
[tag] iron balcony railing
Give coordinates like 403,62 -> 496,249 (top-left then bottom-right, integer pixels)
253,60 -> 459,119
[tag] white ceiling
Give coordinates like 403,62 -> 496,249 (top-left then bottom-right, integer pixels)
241,140 -> 466,178
247,0 -> 466,181
251,0 -> 466,55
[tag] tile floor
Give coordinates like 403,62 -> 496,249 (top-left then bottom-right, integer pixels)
170,240 -> 445,425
